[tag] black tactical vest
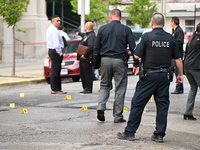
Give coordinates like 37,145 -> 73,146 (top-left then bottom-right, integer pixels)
142,32 -> 173,67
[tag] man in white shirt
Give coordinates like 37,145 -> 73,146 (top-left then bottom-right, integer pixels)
59,26 -> 70,41
46,15 -> 66,94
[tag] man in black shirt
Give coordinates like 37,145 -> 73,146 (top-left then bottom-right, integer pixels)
170,16 -> 184,94
117,13 -> 183,142
77,22 -> 96,94
93,9 -> 138,123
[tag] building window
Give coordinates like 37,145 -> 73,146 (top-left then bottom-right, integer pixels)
185,20 -> 195,34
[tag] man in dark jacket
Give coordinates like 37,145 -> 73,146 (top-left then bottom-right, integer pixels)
77,22 -> 96,94
170,16 -> 184,94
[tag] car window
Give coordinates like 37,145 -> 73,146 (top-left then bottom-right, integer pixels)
132,32 -> 143,43
63,41 -> 81,53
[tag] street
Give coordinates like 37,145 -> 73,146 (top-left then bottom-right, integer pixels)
0,75 -> 200,150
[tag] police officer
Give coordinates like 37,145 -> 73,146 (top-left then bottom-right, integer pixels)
117,13 -> 184,142
93,9 -> 138,123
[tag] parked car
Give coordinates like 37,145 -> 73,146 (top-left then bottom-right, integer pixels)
44,39 -> 100,84
127,28 -> 150,71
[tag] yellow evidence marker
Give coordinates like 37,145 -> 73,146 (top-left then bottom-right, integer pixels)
81,105 -> 88,110
10,103 -> 15,108
123,107 -> 129,112
21,109 -> 28,114
20,93 -> 25,97
65,95 -> 72,100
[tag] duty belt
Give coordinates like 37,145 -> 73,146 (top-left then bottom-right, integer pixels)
146,68 -> 168,73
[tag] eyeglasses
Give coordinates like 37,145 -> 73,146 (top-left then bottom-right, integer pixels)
57,20 -> 61,22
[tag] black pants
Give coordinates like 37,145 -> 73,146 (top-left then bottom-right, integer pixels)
171,59 -> 184,92
80,60 -> 93,92
48,49 -> 63,91
125,72 -> 170,137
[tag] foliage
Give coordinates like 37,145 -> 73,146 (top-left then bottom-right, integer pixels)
0,0 -> 30,27
70,0 -> 110,25
125,0 -> 159,28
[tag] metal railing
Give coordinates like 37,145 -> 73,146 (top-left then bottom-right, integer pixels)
15,38 -> 25,59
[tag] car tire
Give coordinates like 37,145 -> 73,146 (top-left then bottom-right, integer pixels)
72,76 -> 80,82
45,77 -> 50,84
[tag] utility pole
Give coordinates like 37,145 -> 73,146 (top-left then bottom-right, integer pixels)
61,0 -> 64,26
81,0 -> 85,32
162,0 -> 166,30
12,26 -> 15,76
52,0 -> 55,16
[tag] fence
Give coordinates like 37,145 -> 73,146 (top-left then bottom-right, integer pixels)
15,38 -> 25,59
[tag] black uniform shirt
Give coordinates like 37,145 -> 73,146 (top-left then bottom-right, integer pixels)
134,28 -> 181,68
172,26 -> 184,58
79,30 -> 96,59
94,20 -> 136,59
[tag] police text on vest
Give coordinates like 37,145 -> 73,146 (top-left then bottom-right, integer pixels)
152,41 -> 169,47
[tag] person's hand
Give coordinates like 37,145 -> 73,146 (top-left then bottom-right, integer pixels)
81,55 -> 86,59
176,75 -> 184,84
76,32 -> 79,36
132,67 -> 139,75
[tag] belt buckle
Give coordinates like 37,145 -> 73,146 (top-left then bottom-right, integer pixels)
160,68 -> 163,72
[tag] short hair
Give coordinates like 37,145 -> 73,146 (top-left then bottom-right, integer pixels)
110,9 -> 121,17
58,26 -> 64,30
171,16 -> 179,25
151,12 -> 164,25
51,15 -> 60,21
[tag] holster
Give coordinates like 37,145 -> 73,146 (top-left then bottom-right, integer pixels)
123,52 -> 130,67
168,66 -> 175,82
139,63 -> 146,80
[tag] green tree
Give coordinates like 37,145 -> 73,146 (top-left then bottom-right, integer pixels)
70,0 -> 110,27
0,0 -> 30,76
125,0 -> 159,28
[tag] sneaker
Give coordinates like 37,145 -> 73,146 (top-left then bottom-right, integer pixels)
117,132 -> 135,141
151,134 -> 163,143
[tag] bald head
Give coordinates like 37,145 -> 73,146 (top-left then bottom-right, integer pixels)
85,22 -> 93,32
150,13 -> 165,28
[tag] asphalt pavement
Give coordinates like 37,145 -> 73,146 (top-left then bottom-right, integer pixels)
0,60 -> 200,149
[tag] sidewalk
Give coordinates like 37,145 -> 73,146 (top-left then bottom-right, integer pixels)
0,60 -> 45,86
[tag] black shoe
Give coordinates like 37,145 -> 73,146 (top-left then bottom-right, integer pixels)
117,132 -> 135,141
114,118 -> 126,123
171,90 -> 183,94
80,90 -> 92,94
97,110 -> 105,121
184,115 -> 197,120
151,135 -> 163,143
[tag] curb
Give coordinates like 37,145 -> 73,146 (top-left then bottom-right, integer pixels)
0,77 -> 45,86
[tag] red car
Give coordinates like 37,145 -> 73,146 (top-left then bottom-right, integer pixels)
44,39 -> 81,84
